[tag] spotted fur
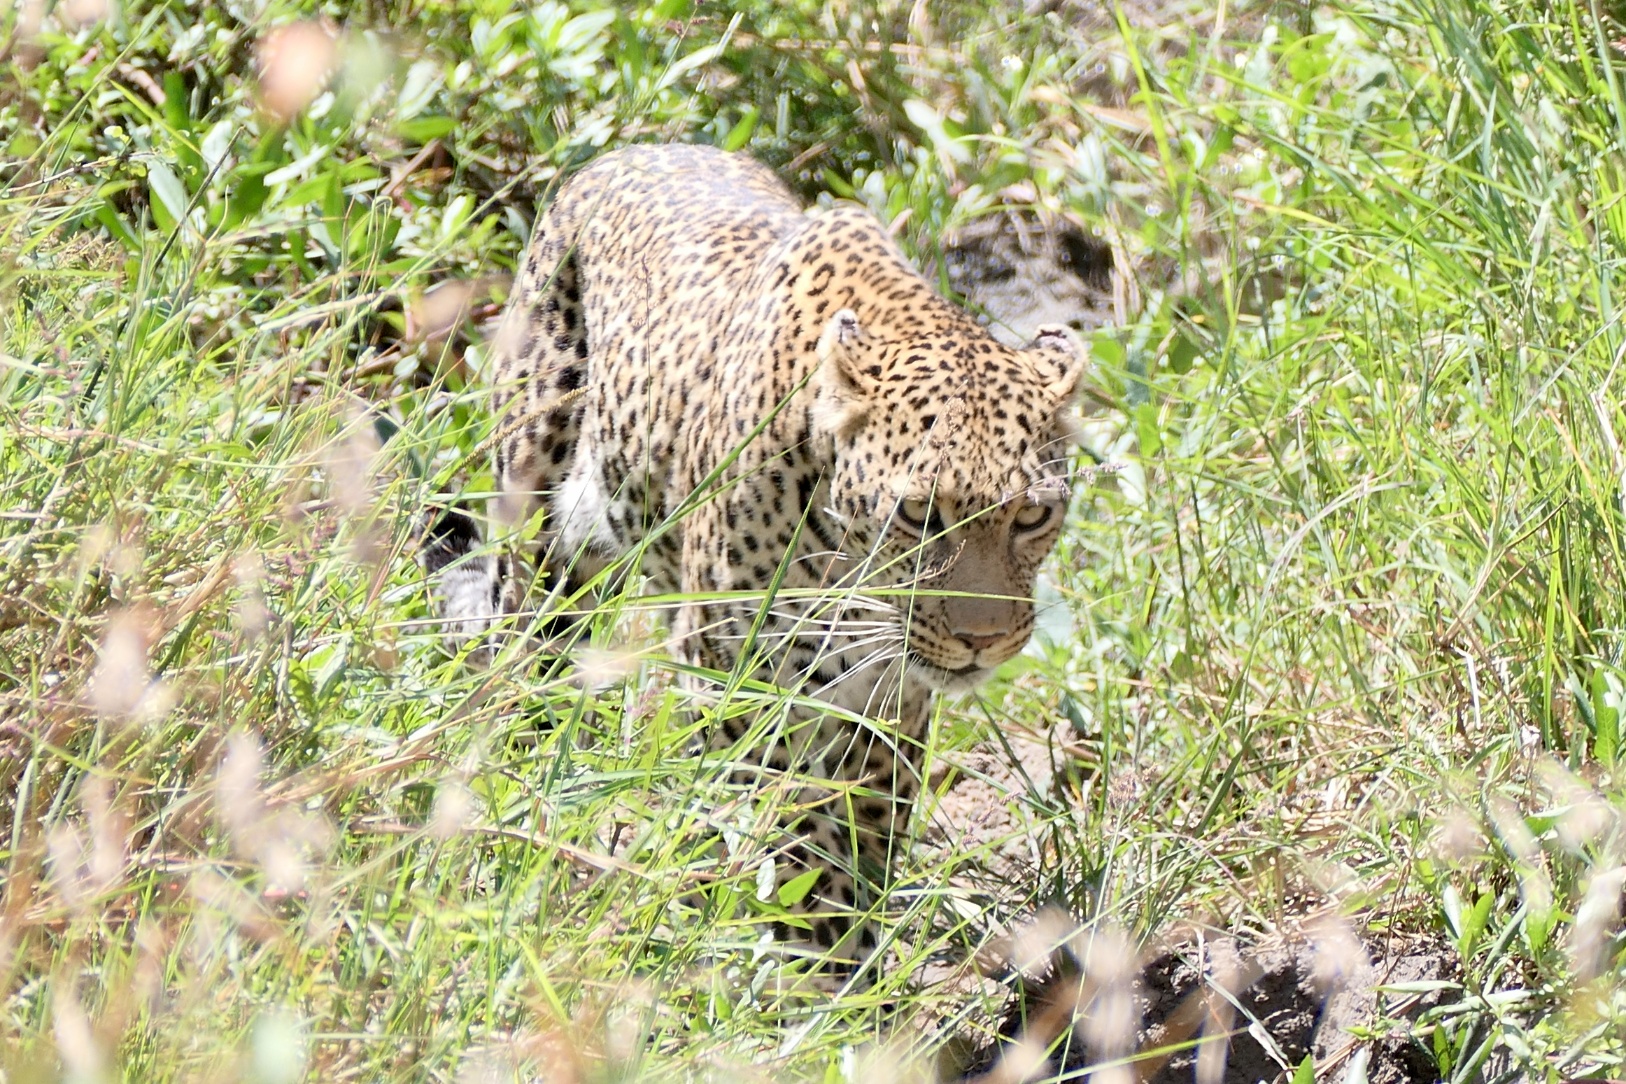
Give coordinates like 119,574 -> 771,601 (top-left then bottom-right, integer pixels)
431,144 -> 1088,975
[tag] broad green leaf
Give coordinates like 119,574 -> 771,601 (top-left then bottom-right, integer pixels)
147,163 -> 191,227
656,42 -> 722,92
777,868 -> 822,908
1134,402 -> 1163,457
1590,668 -> 1620,763
721,107 -> 759,152
755,858 -> 775,902
903,99 -> 970,163
1090,329 -> 1125,370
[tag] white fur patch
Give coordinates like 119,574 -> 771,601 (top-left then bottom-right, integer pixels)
436,559 -> 497,651
553,468 -> 615,556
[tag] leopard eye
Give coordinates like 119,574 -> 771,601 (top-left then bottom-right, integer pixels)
895,498 -> 943,534
1013,502 -> 1056,531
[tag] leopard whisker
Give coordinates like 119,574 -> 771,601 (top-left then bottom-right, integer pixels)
817,642 -> 907,699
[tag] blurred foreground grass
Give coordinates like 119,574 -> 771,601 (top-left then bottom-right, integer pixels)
6,0 -> 1626,1080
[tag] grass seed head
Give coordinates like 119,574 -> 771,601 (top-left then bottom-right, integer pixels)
1195,949 -> 1241,1084
216,730 -> 267,846
991,1035 -> 1052,1084
1538,758 -> 1617,853
257,21 -> 339,124
1487,795 -> 1540,864
1429,810 -> 1487,864
1008,906 -> 1078,978
573,646 -> 643,692
1571,866 -> 1626,984
232,552 -> 270,636
89,605 -> 171,725
1073,923 -> 1137,989
81,774 -> 126,896
852,1044 -> 934,1084
249,1009 -> 309,1084
46,823 -> 90,913
1306,913 -> 1368,994
57,0 -> 110,27
323,418 -> 386,566
14,0 -> 43,41
430,777 -> 474,840
1077,925 -> 1138,1063
51,981 -> 105,1080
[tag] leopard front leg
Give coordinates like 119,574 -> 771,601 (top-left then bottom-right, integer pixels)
485,228 -> 594,643
426,225 -> 595,660
771,701 -> 931,982
675,540 -> 930,983
813,705 -> 930,975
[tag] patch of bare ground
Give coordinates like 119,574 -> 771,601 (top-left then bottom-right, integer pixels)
953,923 -> 1454,1084
921,717 -> 1084,905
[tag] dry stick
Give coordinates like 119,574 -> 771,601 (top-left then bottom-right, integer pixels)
381,139 -> 445,202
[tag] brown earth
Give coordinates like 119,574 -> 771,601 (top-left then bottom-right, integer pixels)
952,926 -> 1455,1084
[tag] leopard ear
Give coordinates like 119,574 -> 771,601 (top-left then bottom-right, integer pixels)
811,309 -> 872,440
1028,324 -> 1087,406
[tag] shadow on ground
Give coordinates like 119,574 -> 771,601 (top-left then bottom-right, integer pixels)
956,931 -> 1452,1084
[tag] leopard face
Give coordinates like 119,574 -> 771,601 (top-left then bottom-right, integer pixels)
809,309 -> 1083,694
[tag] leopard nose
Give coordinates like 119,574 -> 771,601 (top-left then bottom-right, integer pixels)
954,629 -> 1010,652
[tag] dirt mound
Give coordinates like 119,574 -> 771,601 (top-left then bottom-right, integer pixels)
956,930 -> 1453,1084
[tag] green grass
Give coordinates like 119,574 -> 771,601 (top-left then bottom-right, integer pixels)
5,0 -> 1626,1079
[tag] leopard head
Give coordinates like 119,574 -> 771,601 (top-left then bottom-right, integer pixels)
810,307 -> 1087,692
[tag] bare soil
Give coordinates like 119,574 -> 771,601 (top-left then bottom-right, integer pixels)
954,929 -> 1454,1084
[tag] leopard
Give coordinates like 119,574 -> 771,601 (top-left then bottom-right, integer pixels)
423,143 -> 1089,979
